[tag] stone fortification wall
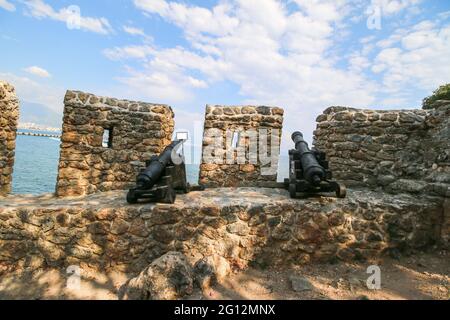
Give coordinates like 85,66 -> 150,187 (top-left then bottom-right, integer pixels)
314,105 -> 450,197
0,188 -> 445,274
56,91 -> 174,197
199,105 -> 284,187
0,81 -> 19,196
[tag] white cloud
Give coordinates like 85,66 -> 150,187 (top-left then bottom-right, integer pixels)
378,0 -> 422,16
24,0 -> 113,35
134,0 -> 240,37
123,25 -> 153,41
23,66 -> 51,78
349,54 -> 371,72
111,48 -> 211,103
103,45 -> 155,60
372,21 -> 450,96
134,0 -> 168,15
115,67 -> 199,103
103,45 -> 223,101
438,11 -> 450,21
293,0 -> 350,22
0,72 -> 64,112
123,25 -> 145,36
364,0 -> 423,19
112,0 -> 449,146
126,0 -> 377,142
0,0 -> 15,11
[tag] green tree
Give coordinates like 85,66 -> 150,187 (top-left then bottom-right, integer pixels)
423,84 -> 450,109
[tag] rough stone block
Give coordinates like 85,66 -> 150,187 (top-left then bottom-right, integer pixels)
314,105 -> 450,197
199,105 -> 284,187
0,188 -> 445,273
55,90 -> 174,197
0,81 -> 19,196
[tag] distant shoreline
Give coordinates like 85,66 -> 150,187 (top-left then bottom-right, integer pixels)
18,123 -> 60,133
17,131 -> 61,139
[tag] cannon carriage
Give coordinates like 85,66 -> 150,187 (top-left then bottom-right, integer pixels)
284,131 -> 346,198
126,136 -> 191,204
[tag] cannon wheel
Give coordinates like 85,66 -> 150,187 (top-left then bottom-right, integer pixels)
289,183 -> 297,199
336,184 -> 347,198
183,182 -> 191,194
160,187 -> 176,204
126,190 -> 138,204
166,189 -> 176,204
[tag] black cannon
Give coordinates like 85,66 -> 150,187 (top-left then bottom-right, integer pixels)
127,139 -> 190,204
284,131 -> 346,198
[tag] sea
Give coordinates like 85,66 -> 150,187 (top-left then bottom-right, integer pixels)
12,131 -> 289,195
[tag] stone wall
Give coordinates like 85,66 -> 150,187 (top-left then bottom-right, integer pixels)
314,105 -> 450,197
0,188 -> 445,274
199,105 -> 284,187
0,81 -> 19,196
56,91 -> 174,197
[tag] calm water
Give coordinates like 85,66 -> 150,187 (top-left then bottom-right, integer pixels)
12,133 -> 288,195
12,134 -> 61,194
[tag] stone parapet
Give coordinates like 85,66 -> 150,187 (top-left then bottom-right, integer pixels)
314,105 -> 450,197
56,90 -> 174,197
0,81 -> 19,196
199,105 -> 284,187
0,188 -> 445,274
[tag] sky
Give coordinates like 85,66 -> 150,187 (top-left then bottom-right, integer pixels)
1,0 -> 450,159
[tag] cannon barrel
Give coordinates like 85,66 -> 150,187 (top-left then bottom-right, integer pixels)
136,140 -> 183,190
291,131 -> 326,186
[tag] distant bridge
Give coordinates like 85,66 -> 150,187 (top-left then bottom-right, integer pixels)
17,132 -> 61,139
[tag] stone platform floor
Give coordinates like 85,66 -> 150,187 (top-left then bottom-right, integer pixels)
0,187 -> 443,209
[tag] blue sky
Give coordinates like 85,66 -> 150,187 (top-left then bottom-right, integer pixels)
1,0 -> 450,155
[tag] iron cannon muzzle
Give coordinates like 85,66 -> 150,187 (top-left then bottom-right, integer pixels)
291,131 -> 303,141
136,164 -> 162,189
